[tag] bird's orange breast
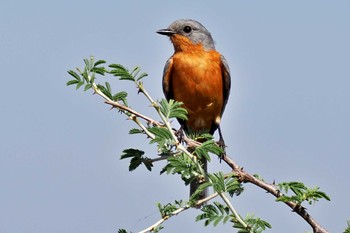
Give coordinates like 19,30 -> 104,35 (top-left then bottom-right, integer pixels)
171,48 -> 224,132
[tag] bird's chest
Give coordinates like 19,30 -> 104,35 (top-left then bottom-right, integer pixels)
171,51 -> 223,119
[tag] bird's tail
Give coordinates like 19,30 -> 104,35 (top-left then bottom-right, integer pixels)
190,157 -> 208,204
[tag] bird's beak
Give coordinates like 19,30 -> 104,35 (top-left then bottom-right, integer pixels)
156,28 -> 175,36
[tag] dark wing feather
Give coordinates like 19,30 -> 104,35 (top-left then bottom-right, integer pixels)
162,57 -> 174,101
220,55 -> 231,115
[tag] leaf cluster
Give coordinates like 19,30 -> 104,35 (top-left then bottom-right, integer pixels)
196,201 -> 231,226
161,153 -> 198,185
194,140 -> 223,161
159,99 -> 187,121
148,126 -> 176,153
196,202 -> 271,233
276,181 -> 330,205
209,172 -> 244,197
157,200 -> 184,218
120,148 -> 153,171
68,58 -> 333,233
231,214 -> 271,233
67,57 -> 129,105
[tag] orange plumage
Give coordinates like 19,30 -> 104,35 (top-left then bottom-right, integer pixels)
157,19 -> 231,202
166,35 -> 224,133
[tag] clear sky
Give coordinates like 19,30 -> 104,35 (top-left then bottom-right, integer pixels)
1,1 -> 349,232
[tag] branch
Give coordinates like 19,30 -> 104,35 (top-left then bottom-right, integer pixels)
222,155 -> 328,233
219,192 -> 252,233
138,193 -> 219,233
105,100 -> 163,127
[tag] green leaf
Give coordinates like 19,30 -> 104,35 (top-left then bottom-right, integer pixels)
136,72 -> 148,81
94,59 -> 106,66
67,70 -> 81,81
277,181 -> 330,205
194,140 -> 223,161
113,91 -> 128,106
232,214 -> 271,233
84,83 -> 92,91
129,128 -> 144,134
109,64 -> 134,81
120,148 -> 144,159
120,149 -> 146,171
91,66 -> 106,75
225,174 -> 244,197
190,181 -> 212,201
66,79 -> 80,86
118,229 -> 127,233
97,84 -> 113,100
75,81 -> 84,90
196,202 -> 230,227
148,126 -> 174,146
105,82 -> 112,93
161,153 -> 198,185
159,99 -> 188,121
84,57 -> 94,71
208,172 -> 225,193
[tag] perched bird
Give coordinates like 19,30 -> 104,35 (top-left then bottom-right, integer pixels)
157,19 -> 231,201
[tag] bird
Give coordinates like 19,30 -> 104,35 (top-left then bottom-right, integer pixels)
157,19 -> 231,202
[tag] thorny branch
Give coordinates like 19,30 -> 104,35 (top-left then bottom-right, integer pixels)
94,82 -> 328,233
221,155 -> 328,233
116,104 -> 327,233
138,193 -> 219,233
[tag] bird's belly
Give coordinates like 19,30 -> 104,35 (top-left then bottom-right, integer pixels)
171,53 -> 223,132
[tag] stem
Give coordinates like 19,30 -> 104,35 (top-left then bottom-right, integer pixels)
219,192 -> 252,233
138,192 -> 219,233
105,99 -> 162,127
222,155 -> 329,233
133,117 -> 155,139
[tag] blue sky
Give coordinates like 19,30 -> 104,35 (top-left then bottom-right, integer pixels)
1,1 -> 349,232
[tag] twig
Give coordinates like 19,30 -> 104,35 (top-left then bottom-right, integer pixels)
105,99 -> 162,127
138,193 -> 219,233
219,192 -> 253,233
221,155 -> 329,233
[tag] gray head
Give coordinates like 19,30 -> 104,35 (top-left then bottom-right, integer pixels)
157,19 -> 215,51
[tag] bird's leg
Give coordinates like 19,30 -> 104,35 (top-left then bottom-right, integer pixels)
217,125 -> 227,160
175,125 -> 185,143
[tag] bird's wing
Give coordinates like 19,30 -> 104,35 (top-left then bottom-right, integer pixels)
162,57 -> 174,101
220,55 -> 231,115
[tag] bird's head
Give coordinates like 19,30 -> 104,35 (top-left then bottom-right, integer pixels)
157,19 -> 215,51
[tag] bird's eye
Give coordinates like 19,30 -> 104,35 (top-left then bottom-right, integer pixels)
183,26 -> 192,33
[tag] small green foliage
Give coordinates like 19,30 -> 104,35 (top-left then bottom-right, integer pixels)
232,214 -> 271,233
148,126 -> 175,153
67,57 -> 107,89
157,200 -> 184,218
198,203 -> 271,233
117,229 -> 127,233
208,172 -> 243,197
152,225 -> 164,233
109,64 -> 148,82
194,140 -> 223,161
109,64 -> 134,81
276,181 -> 330,205
161,153 -> 198,185
190,181 -> 212,203
159,99 -> 188,121
120,149 -> 153,171
196,202 -> 231,226
129,128 -> 144,135
67,57 -> 129,109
